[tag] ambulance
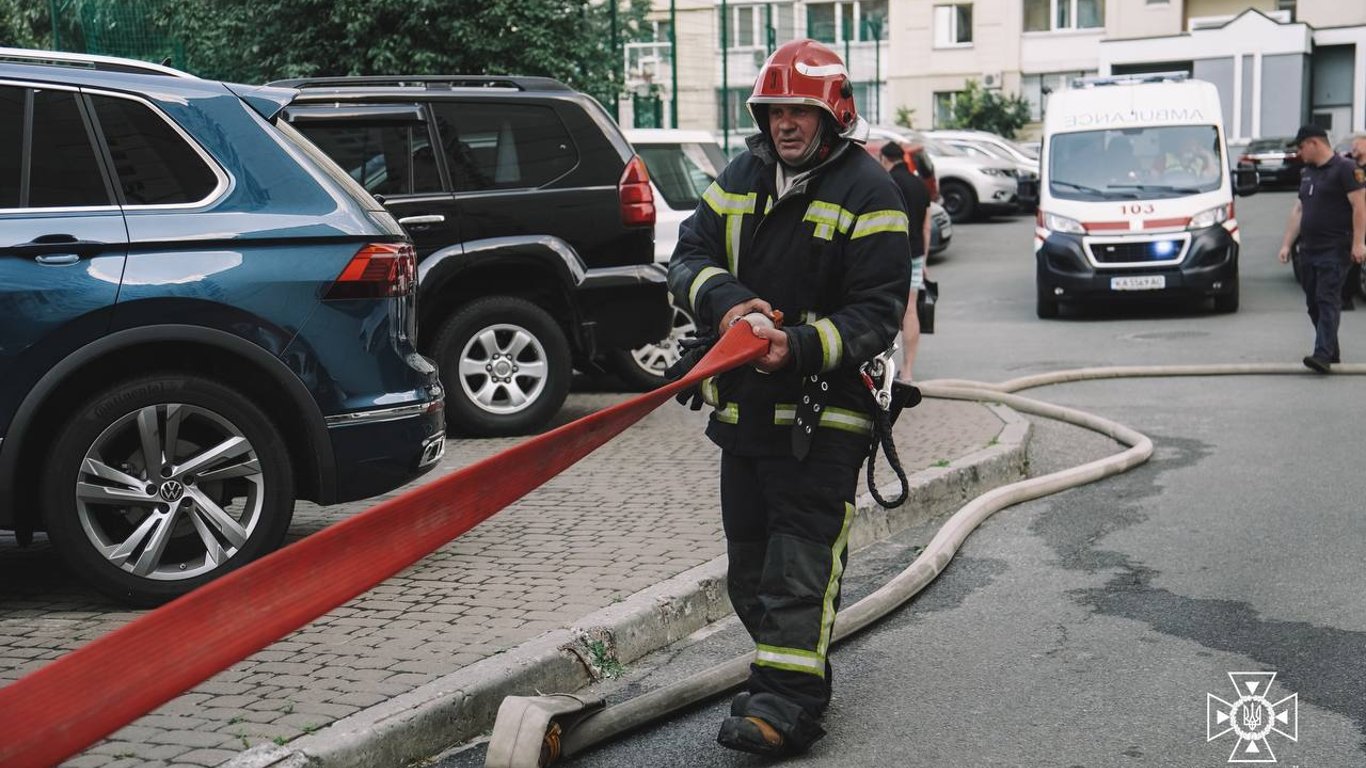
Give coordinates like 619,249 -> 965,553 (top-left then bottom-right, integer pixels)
1034,73 -> 1258,318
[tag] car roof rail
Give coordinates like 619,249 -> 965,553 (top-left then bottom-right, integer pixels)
0,46 -> 196,78
1071,71 -> 1190,89
268,74 -> 573,92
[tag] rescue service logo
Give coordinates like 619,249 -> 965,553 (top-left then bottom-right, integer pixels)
1206,671 -> 1298,763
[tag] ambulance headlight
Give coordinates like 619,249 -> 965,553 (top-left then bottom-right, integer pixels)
1189,205 -> 1231,229
1042,211 -> 1086,235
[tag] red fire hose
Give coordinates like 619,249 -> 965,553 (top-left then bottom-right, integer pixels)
0,319 -> 770,768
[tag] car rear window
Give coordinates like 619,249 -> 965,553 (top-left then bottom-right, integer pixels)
431,102 -> 577,192
0,86 -> 20,208
1247,139 -> 1289,153
295,122 -> 442,197
637,142 -> 724,210
29,89 -> 111,208
91,94 -> 219,205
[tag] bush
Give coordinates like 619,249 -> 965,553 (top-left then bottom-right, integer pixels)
943,79 -> 1032,138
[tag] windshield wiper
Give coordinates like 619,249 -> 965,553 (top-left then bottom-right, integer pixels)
1051,180 -> 1107,195
1108,183 -> 1206,194
1052,180 -> 1140,199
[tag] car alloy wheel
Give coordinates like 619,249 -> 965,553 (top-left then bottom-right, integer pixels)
457,322 -> 550,415
73,403 -> 266,582
44,374 -> 294,605
431,296 -> 571,437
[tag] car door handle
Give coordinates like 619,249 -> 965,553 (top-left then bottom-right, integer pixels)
397,214 -> 446,226
5,236 -> 109,256
34,254 -> 81,265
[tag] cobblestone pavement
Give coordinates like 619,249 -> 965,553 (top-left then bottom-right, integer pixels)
0,390 -> 1005,767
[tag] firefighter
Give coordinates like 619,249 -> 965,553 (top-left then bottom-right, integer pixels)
667,39 -> 911,756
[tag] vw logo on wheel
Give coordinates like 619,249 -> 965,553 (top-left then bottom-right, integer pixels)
158,480 -> 185,503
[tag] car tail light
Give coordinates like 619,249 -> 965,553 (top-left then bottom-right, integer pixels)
1238,154 -> 1253,164
619,155 -> 656,227
324,242 -> 416,300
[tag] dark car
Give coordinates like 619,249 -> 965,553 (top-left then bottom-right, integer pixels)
0,49 -> 444,604
274,75 -> 672,430
1240,137 -> 1302,187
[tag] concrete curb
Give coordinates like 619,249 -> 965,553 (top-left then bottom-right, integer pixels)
228,402 -> 1030,768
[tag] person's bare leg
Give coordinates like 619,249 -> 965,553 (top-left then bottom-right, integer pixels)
900,295 -> 920,382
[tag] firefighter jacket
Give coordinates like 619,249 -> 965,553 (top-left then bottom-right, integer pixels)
668,134 -> 911,465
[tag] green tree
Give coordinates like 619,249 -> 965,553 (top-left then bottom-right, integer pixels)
17,0 -> 651,108
944,79 -> 1032,138
0,0 -> 52,48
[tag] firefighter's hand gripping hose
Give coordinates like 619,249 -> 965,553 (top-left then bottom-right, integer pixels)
484,362 -> 1366,768
0,314 -> 782,768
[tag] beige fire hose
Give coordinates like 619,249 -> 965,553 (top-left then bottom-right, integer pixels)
485,364 -> 1366,767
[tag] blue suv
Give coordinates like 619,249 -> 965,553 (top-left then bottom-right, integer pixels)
0,49 -> 445,605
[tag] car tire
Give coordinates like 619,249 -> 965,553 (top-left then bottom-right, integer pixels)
940,180 -> 977,223
1213,283 -> 1240,313
432,296 -> 571,436
1036,285 -> 1059,319
605,302 -> 698,391
42,374 -> 295,606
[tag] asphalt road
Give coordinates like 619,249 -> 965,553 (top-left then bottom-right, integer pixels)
441,190 -> 1366,768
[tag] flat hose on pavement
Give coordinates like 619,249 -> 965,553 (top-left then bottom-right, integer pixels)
491,363 -> 1366,766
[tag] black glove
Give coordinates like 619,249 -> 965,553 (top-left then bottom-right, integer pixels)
666,333 -> 716,410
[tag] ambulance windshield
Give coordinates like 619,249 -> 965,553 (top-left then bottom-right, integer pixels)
1049,125 -> 1222,201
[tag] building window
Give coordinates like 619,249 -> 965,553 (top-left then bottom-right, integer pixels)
1021,71 -> 1094,121
934,91 -> 961,128
721,3 -> 797,50
717,87 -> 757,132
1023,0 -> 1103,32
1276,0 -> 1296,20
720,4 -> 762,48
934,4 -> 973,47
806,1 -> 889,45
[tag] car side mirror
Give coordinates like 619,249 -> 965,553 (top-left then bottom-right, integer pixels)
1233,164 -> 1259,197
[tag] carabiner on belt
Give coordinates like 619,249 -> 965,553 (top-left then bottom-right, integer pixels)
859,344 -> 899,412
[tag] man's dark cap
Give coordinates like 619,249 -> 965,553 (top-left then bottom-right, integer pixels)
1288,125 -> 1328,147
879,141 -> 904,160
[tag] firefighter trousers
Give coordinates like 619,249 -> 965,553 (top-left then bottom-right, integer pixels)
720,451 -> 859,744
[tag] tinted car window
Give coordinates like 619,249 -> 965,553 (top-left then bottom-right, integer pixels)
30,89 -> 110,208
297,123 -> 440,196
91,94 -> 218,205
0,86 -> 21,208
638,143 -> 720,209
432,103 -> 577,192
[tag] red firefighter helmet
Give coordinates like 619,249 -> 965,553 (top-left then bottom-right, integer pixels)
748,39 -> 860,139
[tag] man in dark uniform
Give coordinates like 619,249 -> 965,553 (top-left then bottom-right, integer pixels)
1277,125 -> 1366,372
668,39 -> 910,756
879,141 -> 931,380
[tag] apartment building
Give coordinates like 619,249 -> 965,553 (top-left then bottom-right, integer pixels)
629,1 -> 1364,143
629,1 -> 893,147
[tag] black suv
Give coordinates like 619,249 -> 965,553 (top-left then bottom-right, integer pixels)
273,75 -> 671,436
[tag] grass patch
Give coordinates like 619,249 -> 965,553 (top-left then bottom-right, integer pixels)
586,640 -> 625,679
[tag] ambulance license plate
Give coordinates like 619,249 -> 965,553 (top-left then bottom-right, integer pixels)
1110,275 -> 1166,291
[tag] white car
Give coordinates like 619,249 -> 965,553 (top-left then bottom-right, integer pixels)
870,126 -> 1019,223
929,131 -> 1040,211
617,129 -> 728,389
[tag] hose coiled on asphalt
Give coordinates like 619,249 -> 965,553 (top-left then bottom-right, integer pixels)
489,363 -> 1366,766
